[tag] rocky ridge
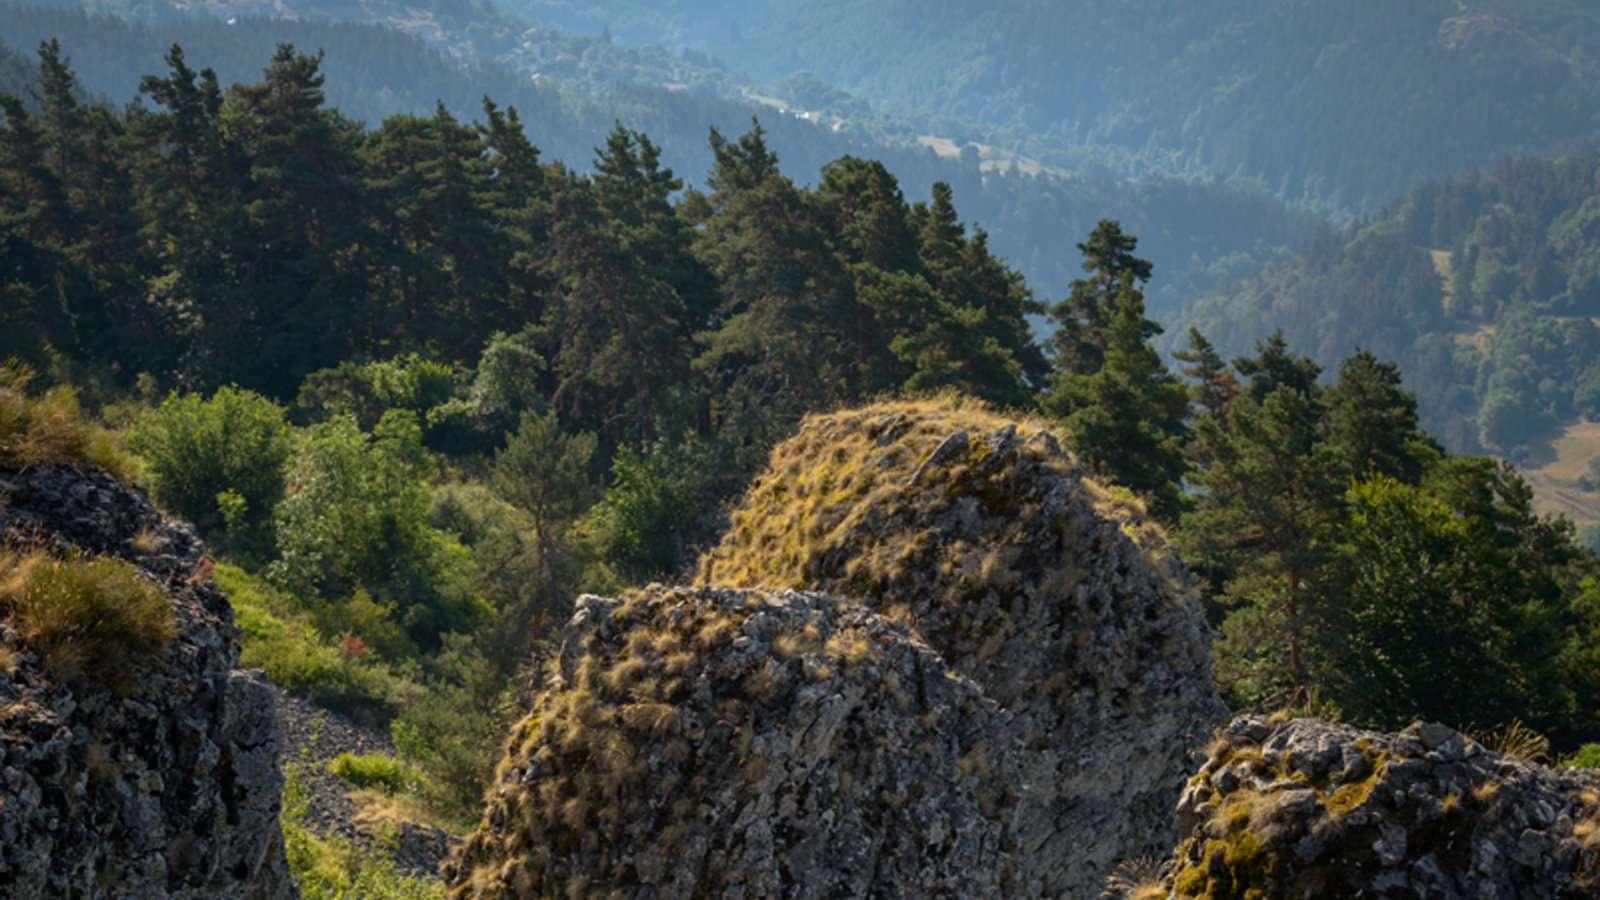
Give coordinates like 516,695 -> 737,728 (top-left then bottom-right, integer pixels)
451,398 -> 1225,900
1158,715 -> 1600,899
0,463 -> 296,900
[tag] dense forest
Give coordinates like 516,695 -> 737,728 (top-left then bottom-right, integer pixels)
718,0 -> 1600,215
1170,153 -> 1600,469
0,1 -> 1319,314
9,32 -> 1600,898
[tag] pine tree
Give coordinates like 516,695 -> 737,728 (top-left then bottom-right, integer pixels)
1324,349 -> 1441,483
1044,222 -> 1188,518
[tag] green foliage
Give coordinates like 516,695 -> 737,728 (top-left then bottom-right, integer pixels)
128,386 -> 291,551
1317,475 -> 1568,731
0,551 -> 176,687
1172,153 -> 1600,455
328,751 -> 418,795
298,354 -> 464,431
590,440 -> 702,579
1045,221 -> 1189,519
217,562 -> 414,720
1563,744 -> 1600,768
271,412 -> 482,650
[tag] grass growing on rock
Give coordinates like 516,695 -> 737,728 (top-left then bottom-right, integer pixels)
448,586 -> 997,900
0,360 -> 137,481
695,393 -> 1189,712
0,550 -> 176,687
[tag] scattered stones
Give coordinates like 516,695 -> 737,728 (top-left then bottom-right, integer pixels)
0,463 -> 296,900
269,682 -> 459,876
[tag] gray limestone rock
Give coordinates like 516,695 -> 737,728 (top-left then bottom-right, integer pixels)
449,587 -> 1028,900
1159,715 -> 1600,899
0,463 -> 296,900
697,400 -> 1226,897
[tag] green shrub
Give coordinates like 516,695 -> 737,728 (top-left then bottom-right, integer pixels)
0,360 -> 136,480
217,562 -> 416,721
1564,743 -> 1600,769
590,440 -> 702,580
127,386 -> 291,550
0,551 -> 176,686
328,751 -> 418,795
272,412 -> 484,650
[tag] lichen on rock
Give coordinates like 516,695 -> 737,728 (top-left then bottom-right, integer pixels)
0,463 -> 296,900
450,586 -> 1025,900
697,397 -> 1224,896
454,398 -> 1223,900
1162,715 -> 1600,899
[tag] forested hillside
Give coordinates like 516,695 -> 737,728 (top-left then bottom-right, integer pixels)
0,1 -> 1317,313
1170,155 -> 1600,447
721,0 -> 1600,215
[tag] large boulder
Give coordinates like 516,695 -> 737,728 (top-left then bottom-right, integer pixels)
449,586 -> 1026,900
1159,715 -> 1600,899
453,398 -> 1223,899
696,398 -> 1224,896
0,463 -> 296,900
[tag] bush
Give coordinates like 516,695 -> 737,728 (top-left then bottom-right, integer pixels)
0,551 -> 176,686
328,751 -> 418,795
270,412 -> 483,650
217,562 -> 416,723
127,386 -> 291,549
1564,743 -> 1600,769
0,360 -> 135,480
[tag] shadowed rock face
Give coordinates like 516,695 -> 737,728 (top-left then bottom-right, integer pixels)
453,399 -> 1224,900
0,464 -> 296,900
1161,715 -> 1600,900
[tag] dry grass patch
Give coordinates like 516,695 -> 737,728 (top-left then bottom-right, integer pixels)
0,360 -> 136,481
0,550 -> 176,686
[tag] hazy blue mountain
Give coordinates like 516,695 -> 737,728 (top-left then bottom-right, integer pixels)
715,0 -> 1600,216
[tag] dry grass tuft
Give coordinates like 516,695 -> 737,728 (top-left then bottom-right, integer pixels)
0,360 -> 136,481
1469,719 -> 1550,763
1101,855 -> 1173,900
0,550 -> 176,686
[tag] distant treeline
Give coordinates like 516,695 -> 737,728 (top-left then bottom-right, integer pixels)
1171,153 -> 1600,456
0,0 -> 1318,312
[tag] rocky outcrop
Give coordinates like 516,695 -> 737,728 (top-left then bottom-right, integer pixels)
697,398 -> 1224,896
450,586 -> 1029,900
1158,715 -> 1600,899
0,463 -> 296,900
452,398 -> 1223,900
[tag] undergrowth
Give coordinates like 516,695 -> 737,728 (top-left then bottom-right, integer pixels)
283,718 -> 445,900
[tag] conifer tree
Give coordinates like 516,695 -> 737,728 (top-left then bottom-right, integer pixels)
1045,221 -> 1189,519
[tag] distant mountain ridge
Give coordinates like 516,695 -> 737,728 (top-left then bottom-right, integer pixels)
718,0 -> 1600,215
